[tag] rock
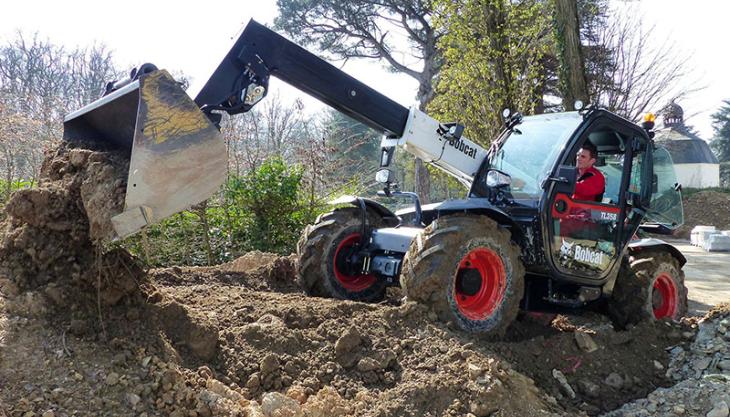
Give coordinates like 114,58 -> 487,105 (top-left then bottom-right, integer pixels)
41,411 -> 54,417
260,354 -> 280,376
68,149 -> 91,167
718,360 -> 730,371
674,405 -> 686,415
105,372 -> 120,386
653,360 -> 664,370
707,401 -> 729,417
260,392 -> 301,417
247,373 -> 262,390
574,332 -> 599,353
356,357 -> 380,373
469,398 -> 497,417
126,393 -> 141,407
551,369 -> 576,399
334,327 -> 361,358
604,372 -> 623,389
577,379 -> 600,398
693,357 -> 712,372
374,349 -> 397,369
468,363 -> 485,380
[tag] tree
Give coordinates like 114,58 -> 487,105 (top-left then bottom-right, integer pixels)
553,0 -> 589,110
711,100 -> 730,162
587,5 -> 696,121
0,32 -> 121,185
221,92 -> 306,176
429,0 -> 552,144
275,0 -> 440,202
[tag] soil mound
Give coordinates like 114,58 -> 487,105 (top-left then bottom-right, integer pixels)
676,190 -> 730,238
0,142 -> 143,310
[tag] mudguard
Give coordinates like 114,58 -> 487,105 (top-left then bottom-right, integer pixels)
328,195 -> 400,226
628,238 -> 687,267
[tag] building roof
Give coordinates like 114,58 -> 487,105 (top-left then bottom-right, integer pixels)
654,101 -> 719,165
655,132 -> 719,164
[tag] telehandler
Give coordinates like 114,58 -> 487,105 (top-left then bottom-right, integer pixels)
63,20 -> 687,336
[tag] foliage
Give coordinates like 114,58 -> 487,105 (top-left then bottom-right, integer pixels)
429,0 -> 552,145
720,162 -> 730,188
0,33 -> 121,185
275,0 -> 439,104
711,100 -> 730,162
0,178 -> 32,221
226,157 -> 310,253
123,158 -> 327,267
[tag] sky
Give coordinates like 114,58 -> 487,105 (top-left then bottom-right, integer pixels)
0,0 -> 727,139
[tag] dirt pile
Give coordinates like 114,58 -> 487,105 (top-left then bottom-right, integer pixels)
676,190 -> 730,238
0,247 -> 717,417
0,142 -> 144,313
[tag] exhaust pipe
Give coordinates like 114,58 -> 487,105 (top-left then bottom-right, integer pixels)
63,68 -> 227,239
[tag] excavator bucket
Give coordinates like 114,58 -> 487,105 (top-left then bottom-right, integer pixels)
63,69 -> 227,239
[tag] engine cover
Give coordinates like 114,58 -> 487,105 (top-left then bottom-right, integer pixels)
369,227 -> 422,253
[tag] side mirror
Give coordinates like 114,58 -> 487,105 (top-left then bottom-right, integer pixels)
380,146 -> 395,167
551,165 -> 577,195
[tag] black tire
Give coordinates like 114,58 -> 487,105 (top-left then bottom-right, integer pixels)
608,250 -> 688,328
400,214 -> 524,336
296,207 -> 386,302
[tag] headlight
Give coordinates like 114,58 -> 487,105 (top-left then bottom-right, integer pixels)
486,170 -> 511,188
375,169 -> 392,184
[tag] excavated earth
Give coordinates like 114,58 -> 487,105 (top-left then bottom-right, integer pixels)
676,190 -> 730,238
0,144 -> 727,417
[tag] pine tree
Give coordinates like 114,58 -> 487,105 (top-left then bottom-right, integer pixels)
711,100 -> 730,162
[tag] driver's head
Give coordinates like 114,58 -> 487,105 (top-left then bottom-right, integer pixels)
576,142 -> 598,171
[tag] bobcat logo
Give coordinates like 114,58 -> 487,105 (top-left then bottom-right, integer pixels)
560,239 -> 575,257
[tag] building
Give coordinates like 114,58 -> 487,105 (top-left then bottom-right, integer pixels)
653,102 -> 719,188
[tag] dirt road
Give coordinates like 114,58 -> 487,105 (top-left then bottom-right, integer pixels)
667,239 -> 730,315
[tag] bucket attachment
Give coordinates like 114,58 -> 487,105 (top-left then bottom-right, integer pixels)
63,70 -> 227,239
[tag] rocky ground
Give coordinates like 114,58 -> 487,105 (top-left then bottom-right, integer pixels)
0,144 -> 728,417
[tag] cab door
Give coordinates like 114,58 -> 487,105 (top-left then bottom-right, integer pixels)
544,121 -> 649,280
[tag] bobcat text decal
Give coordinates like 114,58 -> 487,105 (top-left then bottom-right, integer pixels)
573,245 -> 604,266
447,138 -> 478,159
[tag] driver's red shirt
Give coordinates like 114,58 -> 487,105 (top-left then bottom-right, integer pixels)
572,166 -> 605,202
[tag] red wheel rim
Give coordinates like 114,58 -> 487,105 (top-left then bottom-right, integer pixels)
652,273 -> 678,319
333,233 -> 376,292
454,248 -> 507,320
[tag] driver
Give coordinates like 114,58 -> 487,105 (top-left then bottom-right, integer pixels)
573,141 -> 605,202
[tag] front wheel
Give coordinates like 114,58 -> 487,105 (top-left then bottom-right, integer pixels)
608,251 -> 688,328
296,207 -> 386,302
400,214 -> 524,336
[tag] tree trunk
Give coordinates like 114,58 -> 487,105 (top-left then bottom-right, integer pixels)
415,64 -> 437,204
194,201 -> 213,266
553,0 -> 589,110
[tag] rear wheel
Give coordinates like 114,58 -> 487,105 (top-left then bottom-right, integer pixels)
296,207 -> 386,302
608,251 -> 688,328
401,214 -> 524,336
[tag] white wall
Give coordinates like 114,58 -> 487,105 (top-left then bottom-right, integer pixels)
674,163 -> 720,188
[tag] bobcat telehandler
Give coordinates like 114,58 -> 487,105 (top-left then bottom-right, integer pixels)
63,20 -> 687,336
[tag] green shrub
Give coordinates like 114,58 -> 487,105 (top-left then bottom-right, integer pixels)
123,157 -> 327,267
